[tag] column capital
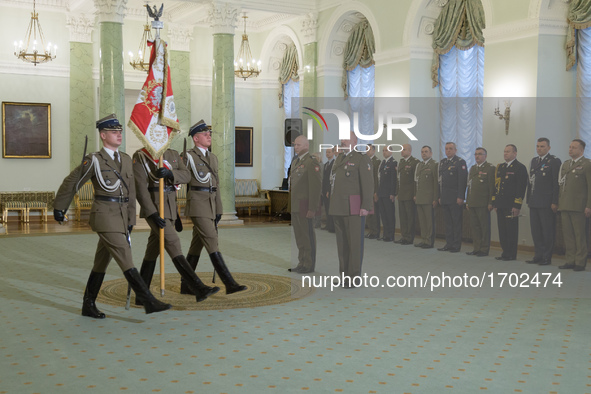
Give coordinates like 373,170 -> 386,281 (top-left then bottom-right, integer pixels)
168,25 -> 193,52
94,0 -> 128,24
207,2 -> 239,35
66,14 -> 95,43
301,12 -> 318,45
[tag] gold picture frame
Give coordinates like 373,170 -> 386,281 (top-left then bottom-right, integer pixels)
2,102 -> 51,159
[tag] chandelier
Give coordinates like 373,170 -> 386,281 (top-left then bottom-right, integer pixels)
128,12 -> 154,73
234,15 -> 261,80
13,0 -> 57,66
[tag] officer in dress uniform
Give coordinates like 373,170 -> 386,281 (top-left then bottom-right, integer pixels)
53,114 -> 171,318
288,135 -> 322,273
526,138 -> 561,266
377,148 -> 398,242
438,142 -> 468,252
133,148 -> 219,303
322,147 -> 336,232
492,144 -> 528,261
557,139 -> 591,271
465,147 -> 495,257
395,144 -> 420,245
329,131 -> 374,287
182,120 -> 247,294
365,145 -> 381,239
414,146 -> 439,249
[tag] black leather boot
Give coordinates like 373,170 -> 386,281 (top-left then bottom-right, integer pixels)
180,254 -> 200,295
209,252 -> 247,294
81,271 -> 106,319
124,268 -> 172,314
172,255 -> 220,302
136,259 -> 156,306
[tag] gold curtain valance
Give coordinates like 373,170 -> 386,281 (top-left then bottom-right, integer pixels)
342,20 -> 376,98
278,45 -> 300,108
566,0 -> 591,70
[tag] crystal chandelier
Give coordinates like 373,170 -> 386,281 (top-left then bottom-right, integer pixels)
234,15 -> 261,80
128,12 -> 153,73
13,0 -> 57,66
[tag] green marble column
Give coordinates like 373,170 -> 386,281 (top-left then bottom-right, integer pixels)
169,50 -> 191,152
70,42 -> 96,170
99,22 -> 126,150
211,33 -> 238,222
303,42 -> 319,153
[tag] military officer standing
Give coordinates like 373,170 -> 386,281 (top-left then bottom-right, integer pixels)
365,144 -> 381,239
53,114 -> 171,318
322,147 -> 336,232
133,148 -> 219,302
395,144 -> 420,245
377,148 -> 398,242
557,139 -> 591,271
289,136 -> 322,273
492,144 -> 528,261
438,142 -> 468,252
330,131 -> 374,287
183,120 -> 247,294
414,146 -> 439,249
465,147 -> 495,257
526,138 -> 561,266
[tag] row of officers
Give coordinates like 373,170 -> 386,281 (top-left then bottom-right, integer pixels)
290,135 -> 591,287
53,115 -> 246,319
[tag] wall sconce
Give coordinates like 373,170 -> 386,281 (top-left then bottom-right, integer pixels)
494,100 -> 512,135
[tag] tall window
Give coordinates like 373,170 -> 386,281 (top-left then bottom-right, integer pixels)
576,27 -> 591,153
279,45 -> 300,176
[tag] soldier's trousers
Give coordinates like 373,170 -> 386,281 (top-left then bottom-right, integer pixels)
322,194 -> 334,231
292,214 -> 316,270
366,203 -> 380,236
416,204 -> 435,246
144,217 -> 183,260
529,207 -> 556,263
92,232 -> 135,273
496,208 -> 519,259
561,210 -> 587,267
442,203 -> 463,250
188,217 -> 219,256
469,207 -> 490,254
334,215 -> 365,278
398,199 -> 416,242
378,197 -> 395,240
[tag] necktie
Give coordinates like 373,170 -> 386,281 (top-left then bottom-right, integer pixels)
114,151 -> 121,171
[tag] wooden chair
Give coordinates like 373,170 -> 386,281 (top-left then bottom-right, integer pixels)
74,181 -> 94,221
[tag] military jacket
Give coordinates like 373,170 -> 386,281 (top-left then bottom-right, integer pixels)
329,151 -> 374,215
466,162 -> 495,208
415,159 -> 439,205
397,156 -> 420,200
322,159 -> 335,195
439,155 -> 468,204
290,153 -> 322,215
370,154 -> 380,191
526,154 -> 561,208
492,159 -> 528,210
558,157 -> 591,212
54,148 -> 136,233
183,147 -> 223,219
377,157 -> 398,198
133,149 -> 191,220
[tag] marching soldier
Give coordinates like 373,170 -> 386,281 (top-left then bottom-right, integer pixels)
465,147 -> 495,257
183,120 -> 247,294
322,147 -> 336,232
395,144 -> 420,245
330,131 -> 374,287
53,114 -> 171,318
414,146 -> 439,249
557,139 -> 591,271
288,135 -> 322,273
492,144 -> 528,261
133,148 -> 219,303
377,148 -> 398,242
438,142 -> 468,252
526,138 -> 561,266
365,144 -> 381,239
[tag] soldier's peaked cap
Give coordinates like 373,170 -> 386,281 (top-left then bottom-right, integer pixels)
189,120 -> 210,137
96,114 -> 122,131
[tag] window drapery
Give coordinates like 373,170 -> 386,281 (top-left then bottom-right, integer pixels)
342,20 -> 375,98
576,27 -> 591,154
566,0 -> 591,71
283,79 -> 300,177
347,64 -> 375,144
278,45 -> 299,108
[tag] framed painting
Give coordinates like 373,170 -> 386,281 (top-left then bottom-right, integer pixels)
2,102 -> 51,158
235,126 -> 253,167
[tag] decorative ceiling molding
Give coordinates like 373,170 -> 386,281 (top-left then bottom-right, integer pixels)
207,2 -> 239,35
373,46 -> 412,66
66,13 -> 95,43
316,64 -> 342,78
539,16 -> 568,35
0,0 -> 68,11
300,12 -> 318,45
168,25 -> 193,52
484,19 -> 540,45
94,0 -> 128,23
0,60 -> 70,78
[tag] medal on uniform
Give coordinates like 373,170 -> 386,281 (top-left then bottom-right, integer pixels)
106,179 -> 111,185
199,171 -> 204,177
344,165 -> 348,170
346,172 -> 350,177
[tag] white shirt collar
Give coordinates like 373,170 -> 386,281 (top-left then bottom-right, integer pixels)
103,147 -> 119,161
573,155 -> 584,163
506,159 -> 515,166
477,161 -> 487,168
538,153 -> 548,161
197,146 -> 208,156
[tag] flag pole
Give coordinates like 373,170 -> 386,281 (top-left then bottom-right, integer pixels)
159,155 -> 165,296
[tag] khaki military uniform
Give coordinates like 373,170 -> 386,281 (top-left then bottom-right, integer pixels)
329,151 -> 374,279
414,159 -> 439,247
133,149 -> 191,260
466,161 -> 495,254
558,157 -> 591,269
397,156 -> 420,243
366,154 -> 381,237
290,152 -> 322,271
54,148 -> 136,272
